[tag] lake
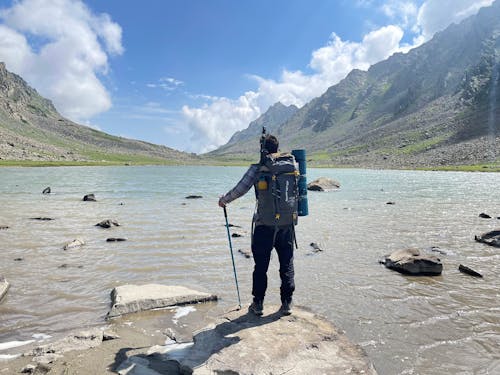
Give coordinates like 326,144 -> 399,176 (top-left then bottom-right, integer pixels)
0,166 -> 499,374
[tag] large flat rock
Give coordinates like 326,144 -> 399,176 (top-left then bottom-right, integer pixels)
107,284 -> 217,318
0,277 -> 9,302
148,306 -> 376,374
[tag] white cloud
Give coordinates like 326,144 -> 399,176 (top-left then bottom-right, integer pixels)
147,77 -> 184,91
0,0 -> 123,121
416,0 -> 495,41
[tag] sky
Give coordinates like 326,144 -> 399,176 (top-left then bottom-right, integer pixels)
0,0 -> 496,153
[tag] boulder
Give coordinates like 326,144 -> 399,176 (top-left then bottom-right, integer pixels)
382,248 -> 443,276
307,177 -> 340,191
474,229 -> 500,248
0,276 -> 9,302
95,219 -> 120,228
107,284 -> 217,318
129,306 -> 378,374
83,194 -> 96,202
63,238 -> 85,250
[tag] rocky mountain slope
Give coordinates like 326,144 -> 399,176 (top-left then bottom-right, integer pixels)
211,1 -> 500,169
0,62 -> 196,164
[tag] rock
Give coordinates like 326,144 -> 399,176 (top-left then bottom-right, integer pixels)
310,242 -> 323,252
27,329 -> 103,364
102,329 -> 120,341
42,187 -> 51,194
83,194 -> 96,201
382,248 -> 443,276
107,284 -> 218,318
63,238 -> 85,250
95,219 -> 120,228
0,225 -> 9,230
167,306 -> 378,374
238,249 -> 252,258
29,217 -> 54,221
20,363 -> 50,374
0,276 -> 10,302
475,230 -> 500,248
106,237 -> 127,242
14,257 -> 23,261
185,195 -> 203,199
231,232 -> 244,238
458,264 -> 483,278
307,177 -> 340,191
479,212 -> 491,219
386,201 -> 396,205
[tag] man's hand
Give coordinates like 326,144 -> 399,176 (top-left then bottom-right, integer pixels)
218,197 -> 226,208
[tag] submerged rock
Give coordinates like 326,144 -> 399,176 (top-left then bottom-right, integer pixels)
107,284 -> 217,318
185,195 -> 203,199
458,264 -> 483,278
42,187 -> 51,194
0,225 -> 9,230
95,219 -> 120,228
382,248 -> 443,276
238,248 -> 252,258
148,306 -> 377,374
474,229 -> 500,248
0,276 -> 9,302
307,177 -> 340,191
479,212 -> 491,219
63,238 -> 85,250
83,194 -> 96,202
106,237 -> 127,242
29,217 -> 54,221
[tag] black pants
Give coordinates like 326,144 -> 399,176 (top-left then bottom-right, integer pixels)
251,225 -> 295,303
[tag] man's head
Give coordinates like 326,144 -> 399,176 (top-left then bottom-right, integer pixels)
262,134 -> 279,154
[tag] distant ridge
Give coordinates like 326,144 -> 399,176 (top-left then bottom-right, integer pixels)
0,62 -> 196,164
211,1 -> 500,169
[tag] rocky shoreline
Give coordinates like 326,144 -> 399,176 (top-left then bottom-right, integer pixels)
0,284 -> 378,374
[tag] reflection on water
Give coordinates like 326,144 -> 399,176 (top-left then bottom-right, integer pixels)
0,166 -> 499,374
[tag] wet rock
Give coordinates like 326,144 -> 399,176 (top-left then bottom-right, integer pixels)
95,219 -> 120,228
106,237 -> 127,242
185,195 -> 203,199
107,284 -> 218,318
14,257 -> 23,261
102,329 -> 120,341
310,242 -> 324,252
0,276 -> 10,302
20,363 -> 50,374
458,264 -> 483,278
226,223 -> 241,228
29,217 -> 54,221
238,248 -> 252,258
63,238 -> 85,250
42,187 -> 51,194
26,328 -> 103,365
231,232 -> 245,238
0,225 -> 9,230
479,212 -> 491,219
83,194 -> 96,202
164,306 -> 378,374
474,230 -> 500,248
382,248 -> 443,276
307,177 -> 340,191
386,201 -> 396,205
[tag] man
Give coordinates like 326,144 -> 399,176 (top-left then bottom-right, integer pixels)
218,134 -> 296,316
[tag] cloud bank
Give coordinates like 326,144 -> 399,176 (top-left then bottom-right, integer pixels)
0,0 -> 123,121
183,0 -> 494,153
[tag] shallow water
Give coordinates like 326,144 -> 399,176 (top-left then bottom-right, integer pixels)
0,166 -> 499,374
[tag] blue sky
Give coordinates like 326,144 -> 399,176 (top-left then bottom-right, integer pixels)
0,0 -> 495,153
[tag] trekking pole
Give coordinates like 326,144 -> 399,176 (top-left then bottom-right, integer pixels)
223,206 -> 242,309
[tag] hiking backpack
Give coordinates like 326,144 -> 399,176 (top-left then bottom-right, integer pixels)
254,152 -> 299,227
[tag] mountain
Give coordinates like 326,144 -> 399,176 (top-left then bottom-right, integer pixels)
210,102 -> 298,158
212,1 -> 500,169
0,62 -> 196,164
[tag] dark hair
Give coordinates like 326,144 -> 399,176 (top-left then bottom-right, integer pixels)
263,134 -> 279,153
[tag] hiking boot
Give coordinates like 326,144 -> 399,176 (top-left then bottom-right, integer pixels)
280,300 -> 292,315
249,300 -> 263,316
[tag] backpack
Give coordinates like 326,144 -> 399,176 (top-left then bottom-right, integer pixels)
254,152 -> 299,227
